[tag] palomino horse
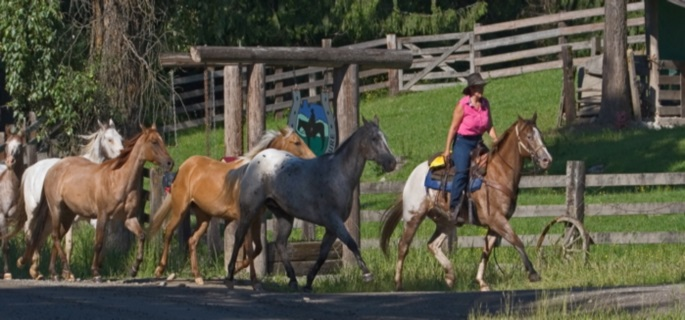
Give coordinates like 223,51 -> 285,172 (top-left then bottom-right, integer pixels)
149,126 -> 315,285
225,116 -> 397,292
19,124 -> 173,282
6,119 -> 123,279
380,114 -> 552,291
0,132 -> 24,279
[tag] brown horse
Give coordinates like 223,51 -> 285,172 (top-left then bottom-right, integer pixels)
19,124 -> 173,282
0,132 -> 24,279
380,114 -> 552,291
149,126 -> 315,286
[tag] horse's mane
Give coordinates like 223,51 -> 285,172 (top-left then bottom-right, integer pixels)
333,120 -> 377,155
79,128 -> 107,162
242,127 -> 295,159
489,117 -> 533,155
103,130 -> 144,170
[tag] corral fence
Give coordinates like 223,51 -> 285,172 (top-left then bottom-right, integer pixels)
357,160 -> 685,250
165,2 -> 646,133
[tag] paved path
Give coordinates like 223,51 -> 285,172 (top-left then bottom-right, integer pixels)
1,279 -> 683,319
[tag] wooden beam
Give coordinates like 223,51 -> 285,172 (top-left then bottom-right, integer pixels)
189,46 -> 413,69
159,52 -> 222,68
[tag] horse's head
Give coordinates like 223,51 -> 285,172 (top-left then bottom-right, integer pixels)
139,124 -> 174,171
99,119 -> 124,159
360,116 -> 397,172
4,132 -> 23,169
272,127 -> 316,159
514,113 -> 552,170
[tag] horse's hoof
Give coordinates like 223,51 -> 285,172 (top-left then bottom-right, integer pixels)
52,275 -> 60,282
223,279 -> 234,290
93,276 -> 103,283
479,284 -> 491,292
287,280 -> 299,291
166,273 -> 176,281
154,266 -> 164,278
302,286 -> 313,293
252,282 -> 264,292
129,268 -> 138,278
194,277 -> 204,285
33,273 -> 44,281
362,272 -> 374,282
445,279 -> 454,289
529,273 -> 541,282
16,258 -> 25,268
3,273 -> 12,280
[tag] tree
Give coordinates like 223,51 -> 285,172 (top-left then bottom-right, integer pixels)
598,0 -> 631,125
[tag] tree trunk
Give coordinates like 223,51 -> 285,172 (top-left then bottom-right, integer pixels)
598,0 -> 630,125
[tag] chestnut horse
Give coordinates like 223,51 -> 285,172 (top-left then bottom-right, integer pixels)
19,124 -> 173,282
380,114 -> 552,291
149,126 -> 315,285
0,133 -> 24,279
225,117 -> 396,292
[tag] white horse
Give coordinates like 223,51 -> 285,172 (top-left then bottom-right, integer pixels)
14,119 -> 123,279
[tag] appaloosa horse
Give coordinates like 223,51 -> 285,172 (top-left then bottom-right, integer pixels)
380,114 -> 552,291
225,116 -> 396,292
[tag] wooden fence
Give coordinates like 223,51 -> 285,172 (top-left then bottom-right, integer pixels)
165,1 -> 646,133
356,161 -> 685,249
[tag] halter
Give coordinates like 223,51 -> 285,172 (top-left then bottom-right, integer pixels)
514,123 -> 544,168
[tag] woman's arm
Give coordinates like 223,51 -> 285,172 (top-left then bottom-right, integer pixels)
443,102 -> 464,159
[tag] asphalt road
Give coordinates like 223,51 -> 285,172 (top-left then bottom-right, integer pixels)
1,278 -> 683,319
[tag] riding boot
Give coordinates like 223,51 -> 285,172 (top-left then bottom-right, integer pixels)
449,192 -> 466,225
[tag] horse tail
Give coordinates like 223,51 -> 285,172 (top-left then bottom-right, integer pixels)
379,199 -> 404,256
19,190 -> 49,268
149,195 -> 173,236
225,165 -> 249,192
1,187 -> 26,241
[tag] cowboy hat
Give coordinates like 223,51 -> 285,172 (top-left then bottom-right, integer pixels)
462,72 -> 487,95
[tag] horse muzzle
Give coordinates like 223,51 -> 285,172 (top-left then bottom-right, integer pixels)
378,156 -> 397,172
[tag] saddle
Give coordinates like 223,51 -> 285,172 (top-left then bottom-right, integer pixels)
424,142 -> 489,192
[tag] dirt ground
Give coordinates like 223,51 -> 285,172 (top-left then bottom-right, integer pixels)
1,278 -> 683,319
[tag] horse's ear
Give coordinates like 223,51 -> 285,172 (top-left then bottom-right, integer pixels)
373,115 -> 380,125
531,112 -> 538,123
139,123 -> 145,131
109,118 -> 115,128
98,119 -> 105,129
151,123 -> 157,130
362,116 -> 368,125
518,115 -> 524,122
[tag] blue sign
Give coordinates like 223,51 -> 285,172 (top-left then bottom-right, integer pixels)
288,91 -> 337,156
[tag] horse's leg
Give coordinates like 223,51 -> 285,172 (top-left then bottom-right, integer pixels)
2,237 -> 10,279
303,231 -> 336,292
29,222 -> 51,280
329,218 -> 373,283
273,214 -> 298,290
394,210 -> 427,291
225,210 -> 261,289
123,216 -> 145,278
154,199 -> 190,278
51,210 -> 75,281
487,217 -> 540,283
90,213 -> 108,282
426,220 -> 456,289
475,230 -> 499,291
188,210 -> 210,285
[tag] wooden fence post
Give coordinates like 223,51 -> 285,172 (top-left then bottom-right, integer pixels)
387,34 -> 399,96
247,63 -> 267,278
565,160 -> 586,223
473,24 -> 481,73
223,64 -> 244,274
334,63 -> 360,268
561,45 -> 577,125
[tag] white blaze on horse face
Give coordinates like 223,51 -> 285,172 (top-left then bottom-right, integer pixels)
532,127 -> 552,167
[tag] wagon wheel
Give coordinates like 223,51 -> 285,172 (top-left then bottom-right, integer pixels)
536,216 -> 592,265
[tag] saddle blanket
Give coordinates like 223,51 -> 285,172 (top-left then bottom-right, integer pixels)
424,172 -> 482,193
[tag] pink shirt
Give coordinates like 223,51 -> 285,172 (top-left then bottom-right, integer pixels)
456,96 -> 492,136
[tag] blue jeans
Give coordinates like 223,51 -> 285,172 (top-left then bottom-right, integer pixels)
450,135 -> 481,209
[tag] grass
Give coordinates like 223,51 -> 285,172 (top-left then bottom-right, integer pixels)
7,68 -> 685,316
